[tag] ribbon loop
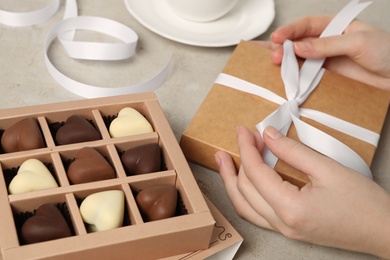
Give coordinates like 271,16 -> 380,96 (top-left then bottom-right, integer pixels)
55,16 -> 138,61
281,40 -> 300,102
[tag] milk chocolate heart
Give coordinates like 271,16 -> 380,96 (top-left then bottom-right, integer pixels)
1,117 -> 45,153
109,107 -> 153,138
136,185 -> 177,222
121,143 -> 161,175
80,190 -> 125,232
55,115 -> 101,145
67,147 -> 116,184
21,203 -> 72,244
8,158 -> 58,194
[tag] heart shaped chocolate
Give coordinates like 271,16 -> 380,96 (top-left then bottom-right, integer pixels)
67,147 -> 116,184
80,190 -> 125,232
136,185 -> 177,222
8,158 -> 58,194
121,143 -> 161,175
55,115 -> 100,145
21,203 -> 72,244
109,107 -> 153,138
1,117 -> 45,153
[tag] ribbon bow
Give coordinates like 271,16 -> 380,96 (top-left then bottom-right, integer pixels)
216,0 -> 377,179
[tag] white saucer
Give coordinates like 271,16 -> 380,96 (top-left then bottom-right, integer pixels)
124,0 -> 275,47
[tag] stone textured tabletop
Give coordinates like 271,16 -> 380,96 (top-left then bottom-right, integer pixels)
0,0 -> 389,259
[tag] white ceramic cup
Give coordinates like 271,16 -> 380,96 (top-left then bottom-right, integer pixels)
166,0 -> 240,22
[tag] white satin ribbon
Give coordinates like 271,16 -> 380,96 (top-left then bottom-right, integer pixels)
0,0 -> 171,98
215,0 -> 376,179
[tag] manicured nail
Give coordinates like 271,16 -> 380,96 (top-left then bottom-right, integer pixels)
264,126 -> 283,140
294,41 -> 312,52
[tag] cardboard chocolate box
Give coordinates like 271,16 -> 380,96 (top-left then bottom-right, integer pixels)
181,41 -> 389,187
0,93 -> 216,259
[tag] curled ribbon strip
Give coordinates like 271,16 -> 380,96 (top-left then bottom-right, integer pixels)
215,0 -> 376,179
0,0 -> 170,98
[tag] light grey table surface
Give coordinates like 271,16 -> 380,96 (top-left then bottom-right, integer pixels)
1,0 -> 389,259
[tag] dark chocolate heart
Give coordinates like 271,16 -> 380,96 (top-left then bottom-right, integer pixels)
21,203 -> 72,244
121,143 -> 161,175
1,117 -> 45,153
55,115 -> 100,145
67,147 -> 116,184
136,185 -> 177,221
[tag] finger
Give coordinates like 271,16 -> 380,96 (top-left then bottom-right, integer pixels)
251,41 -> 281,51
270,37 -> 317,65
262,126 -> 339,181
271,16 -> 334,44
271,45 -> 284,65
236,166 -> 281,230
215,151 -> 274,229
253,129 -> 265,154
236,126 -> 300,207
292,33 -> 365,60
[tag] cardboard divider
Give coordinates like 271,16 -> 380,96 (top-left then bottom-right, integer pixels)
50,152 -> 70,187
121,183 -> 144,225
37,116 -> 53,148
65,193 -> 87,236
0,163 -> 20,251
91,109 -> 111,140
105,144 -> 128,179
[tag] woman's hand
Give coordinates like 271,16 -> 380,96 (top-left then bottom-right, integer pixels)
215,126 -> 390,259
256,16 -> 390,91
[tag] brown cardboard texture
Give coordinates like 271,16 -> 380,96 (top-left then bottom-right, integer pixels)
0,93 -> 215,260
181,41 -> 390,187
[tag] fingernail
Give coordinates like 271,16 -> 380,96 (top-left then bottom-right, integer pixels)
294,41 -> 312,52
264,126 -> 283,140
214,153 -> 221,168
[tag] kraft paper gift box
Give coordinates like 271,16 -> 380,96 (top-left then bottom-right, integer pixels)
180,41 -> 390,187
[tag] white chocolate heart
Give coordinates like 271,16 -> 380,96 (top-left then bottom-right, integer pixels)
109,107 -> 153,138
8,158 -> 58,194
80,190 -> 125,232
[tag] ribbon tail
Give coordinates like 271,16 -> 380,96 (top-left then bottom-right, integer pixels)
281,41 -> 300,100
291,113 -> 373,179
299,108 -> 380,147
256,103 -> 292,169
